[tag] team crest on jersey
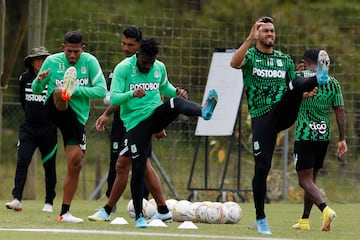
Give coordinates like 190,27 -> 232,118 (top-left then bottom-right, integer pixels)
81,67 -> 86,74
132,66 -> 137,77
268,58 -> 274,66
276,59 -> 283,67
154,70 -> 160,78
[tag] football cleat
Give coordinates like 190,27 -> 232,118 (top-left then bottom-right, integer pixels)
316,50 -> 330,85
58,212 -> 84,223
88,208 -> 110,221
5,199 -> 23,211
321,206 -> 336,231
292,218 -> 310,230
202,89 -> 218,120
61,66 -> 76,100
254,217 -> 272,235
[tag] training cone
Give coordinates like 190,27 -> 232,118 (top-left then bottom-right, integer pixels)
148,219 -> 168,227
110,217 -> 129,225
177,221 -> 198,229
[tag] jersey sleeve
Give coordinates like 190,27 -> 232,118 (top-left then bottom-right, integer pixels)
158,63 -> 177,98
110,62 -> 134,106
31,59 -> 51,95
73,55 -> 107,99
332,78 -> 344,108
286,55 -> 296,83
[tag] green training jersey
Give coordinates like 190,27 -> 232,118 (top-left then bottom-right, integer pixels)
241,47 -> 295,118
294,70 -> 344,141
32,52 -> 107,125
110,55 -> 177,131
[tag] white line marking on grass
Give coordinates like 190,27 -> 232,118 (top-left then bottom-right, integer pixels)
0,228 -> 294,240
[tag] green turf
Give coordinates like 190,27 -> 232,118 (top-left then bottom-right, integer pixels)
0,199 -> 359,239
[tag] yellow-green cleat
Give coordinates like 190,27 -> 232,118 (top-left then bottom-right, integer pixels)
292,218 -> 310,230
321,206 -> 336,231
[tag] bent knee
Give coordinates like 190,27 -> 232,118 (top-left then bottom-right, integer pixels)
68,159 -> 83,173
115,156 -> 131,173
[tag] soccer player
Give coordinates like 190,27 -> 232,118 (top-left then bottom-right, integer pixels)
110,38 -> 218,228
292,48 -> 347,231
98,25 -> 153,203
88,25 -> 171,222
230,16 -> 329,234
32,31 -> 107,223
6,46 -> 57,213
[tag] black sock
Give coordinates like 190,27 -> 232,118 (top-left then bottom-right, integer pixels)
157,205 -> 169,214
104,205 -> 113,215
60,204 -> 70,216
318,203 -> 327,212
302,213 -> 310,219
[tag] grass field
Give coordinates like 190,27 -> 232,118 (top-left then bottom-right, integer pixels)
1,199 -> 359,240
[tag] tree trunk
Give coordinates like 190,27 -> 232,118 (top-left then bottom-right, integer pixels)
24,0 -> 48,200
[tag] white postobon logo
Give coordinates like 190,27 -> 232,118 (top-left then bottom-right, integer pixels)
309,120 -> 328,135
129,82 -> 159,91
252,67 -> 286,79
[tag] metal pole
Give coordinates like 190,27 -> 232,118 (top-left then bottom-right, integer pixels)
151,152 -> 179,199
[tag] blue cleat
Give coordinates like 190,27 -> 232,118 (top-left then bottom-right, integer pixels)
254,217 -> 272,235
316,50 -> 330,85
88,207 -> 110,221
202,89 -> 218,120
135,214 -> 148,228
150,211 -> 172,223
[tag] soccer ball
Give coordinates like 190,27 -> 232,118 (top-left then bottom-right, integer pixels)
172,200 -> 191,222
144,200 -> 157,218
127,199 -> 136,218
187,202 -> 202,222
127,198 -> 156,218
195,201 -> 211,223
205,202 -> 228,224
223,201 -> 242,224
165,199 -> 178,212
148,198 -> 157,207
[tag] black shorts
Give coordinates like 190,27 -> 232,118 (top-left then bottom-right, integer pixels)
293,141 -> 329,171
118,137 -> 152,158
45,93 -> 86,150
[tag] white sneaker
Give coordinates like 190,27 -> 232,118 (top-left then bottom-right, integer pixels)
61,66 -> 76,100
58,212 -> 84,223
5,199 -> 23,211
42,203 -> 53,212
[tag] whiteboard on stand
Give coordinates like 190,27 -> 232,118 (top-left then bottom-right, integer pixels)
195,50 -> 244,136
